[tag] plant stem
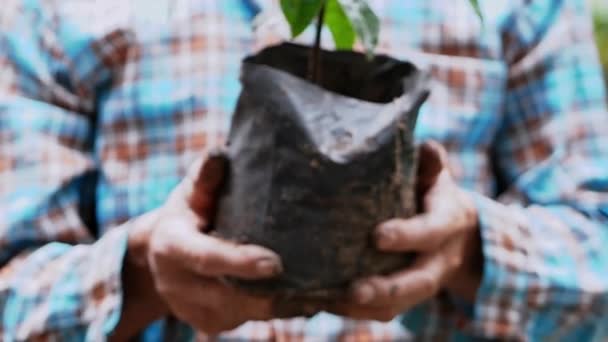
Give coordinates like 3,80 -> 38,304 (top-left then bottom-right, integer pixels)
308,2 -> 326,84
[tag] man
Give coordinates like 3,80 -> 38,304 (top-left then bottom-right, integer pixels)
0,0 -> 607,340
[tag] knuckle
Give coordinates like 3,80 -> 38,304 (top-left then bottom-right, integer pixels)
419,273 -> 440,295
446,254 -> 463,271
435,213 -> 454,231
149,233 -> 171,260
463,205 -> 477,227
153,278 -> 172,298
367,277 -> 386,297
388,283 -> 401,299
426,232 -> 443,249
148,217 -> 182,258
196,253 -> 215,273
388,230 -> 410,249
391,219 -> 408,231
418,215 -> 434,230
458,192 -> 478,227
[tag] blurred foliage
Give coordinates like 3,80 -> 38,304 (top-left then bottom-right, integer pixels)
592,2 -> 607,79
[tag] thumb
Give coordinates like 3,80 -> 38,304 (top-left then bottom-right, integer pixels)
188,149 -> 229,224
416,140 -> 447,194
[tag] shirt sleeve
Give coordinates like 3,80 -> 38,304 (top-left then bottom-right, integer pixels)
463,0 -> 608,339
0,1 -> 131,340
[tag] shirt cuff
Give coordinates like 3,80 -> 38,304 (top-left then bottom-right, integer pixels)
81,226 -> 129,340
464,192 -> 532,339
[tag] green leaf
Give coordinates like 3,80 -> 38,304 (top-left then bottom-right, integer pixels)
469,0 -> 484,23
280,0 -> 325,38
324,0 -> 356,50
337,0 -> 380,57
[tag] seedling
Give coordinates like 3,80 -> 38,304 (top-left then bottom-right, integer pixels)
280,0 -> 483,82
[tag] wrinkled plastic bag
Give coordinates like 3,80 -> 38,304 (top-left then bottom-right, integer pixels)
215,43 -> 430,298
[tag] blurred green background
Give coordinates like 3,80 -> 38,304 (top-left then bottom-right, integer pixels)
592,0 -> 607,84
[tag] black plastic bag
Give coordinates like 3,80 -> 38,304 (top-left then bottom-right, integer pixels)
215,43 -> 430,298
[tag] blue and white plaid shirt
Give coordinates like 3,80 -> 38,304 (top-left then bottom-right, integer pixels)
1,0 -> 607,340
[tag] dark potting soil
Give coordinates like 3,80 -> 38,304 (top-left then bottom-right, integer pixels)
214,43 -> 430,298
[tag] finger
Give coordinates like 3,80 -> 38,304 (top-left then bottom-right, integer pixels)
189,149 -> 229,222
198,278 -> 275,321
349,251 -> 445,308
202,280 -> 273,325
152,219 -> 282,279
416,140 -> 447,192
166,150 -> 228,228
166,277 -> 274,334
179,233 -> 282,279
375,215 -> 459,252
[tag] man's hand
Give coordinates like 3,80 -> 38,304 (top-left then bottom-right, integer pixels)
327,141 -> 483,321
112,152 -> 283,339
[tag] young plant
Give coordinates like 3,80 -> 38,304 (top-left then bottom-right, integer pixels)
280,0 -> 483,83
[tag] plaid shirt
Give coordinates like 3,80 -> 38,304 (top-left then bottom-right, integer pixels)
1,0 -> 607,340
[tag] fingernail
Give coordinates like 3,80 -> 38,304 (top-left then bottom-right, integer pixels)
376,225 -> 395,248
353,283 -> 375,304
256,258 -> 282,276
243,246 -> 280,263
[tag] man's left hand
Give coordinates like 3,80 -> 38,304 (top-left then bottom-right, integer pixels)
327,141 -> 483,321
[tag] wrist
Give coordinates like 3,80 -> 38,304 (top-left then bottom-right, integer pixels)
448,228 -> 483,302
111,209 -> 168,340
125,208 -> 168,313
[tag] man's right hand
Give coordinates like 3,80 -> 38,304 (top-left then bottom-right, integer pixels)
113,152 -> 283,339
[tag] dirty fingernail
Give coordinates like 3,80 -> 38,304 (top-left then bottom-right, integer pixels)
353,283 -> 375,304
256,258 -> 282,276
